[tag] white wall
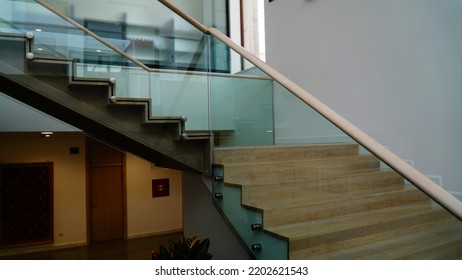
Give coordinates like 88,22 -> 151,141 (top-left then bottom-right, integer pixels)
126,154 -> 183,238
265,0 -> 462,197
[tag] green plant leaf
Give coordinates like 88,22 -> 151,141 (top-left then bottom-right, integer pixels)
152,235 -> 212,260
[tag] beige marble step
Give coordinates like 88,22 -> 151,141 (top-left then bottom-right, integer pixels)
242,170 -> 404,207
289,209 -> 457,259
214,144 -> 359,165
222,155 -> 380,186
312,220 -> 462,260
265,202 -> 449,256
262,188 -> 431,227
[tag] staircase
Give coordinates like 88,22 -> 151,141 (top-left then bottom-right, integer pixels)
2,0 -> 462,260
213,144 -> 462,259
0,33 -> 211,174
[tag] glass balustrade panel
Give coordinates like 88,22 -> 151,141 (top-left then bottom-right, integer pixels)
209,36 -> 273,146
149,70 -> 210,130
37,0 -> 213,129
41,0 -> 222,72
1,0 -> 150,99
0,0 -> 28,34
2,0 -> 213,130
164,0 -> 229,35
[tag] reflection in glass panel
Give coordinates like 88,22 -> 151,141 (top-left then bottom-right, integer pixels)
273,82 -> 354,145
40,0 -> 228,72
211,75 -> 274,147
150,71 -> 209,130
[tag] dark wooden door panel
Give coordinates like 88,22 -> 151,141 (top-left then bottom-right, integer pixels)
0,163 -> 53,248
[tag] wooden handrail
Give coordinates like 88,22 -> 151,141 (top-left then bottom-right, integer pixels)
158,0 -> 462,220
157,0 -> 209,34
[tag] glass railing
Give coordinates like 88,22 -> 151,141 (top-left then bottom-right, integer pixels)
39,0 -> 225,71
1,0 -> 149,102
200,12 -> 461,261
208,37 -> 462,260
210,40 -> 462,258
0,0 -> 215,130
2,0 -> 461,260
210,37 -> 274,147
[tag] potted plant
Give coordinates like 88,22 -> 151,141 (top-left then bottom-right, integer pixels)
152,235 -> 213,260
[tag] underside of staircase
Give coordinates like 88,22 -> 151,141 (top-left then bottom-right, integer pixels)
0,34 -> 211,174
213,145 -> 462,259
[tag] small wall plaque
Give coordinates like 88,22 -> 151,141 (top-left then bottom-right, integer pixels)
69,147 -> 80,155
152,178 -> 170,197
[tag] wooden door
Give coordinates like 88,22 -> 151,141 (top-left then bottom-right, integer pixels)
88,140 -> 125,243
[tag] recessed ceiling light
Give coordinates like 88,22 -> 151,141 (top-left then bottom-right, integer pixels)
40,132 -> 53,138
35,28 -> 43,32
96,49 -> 102,53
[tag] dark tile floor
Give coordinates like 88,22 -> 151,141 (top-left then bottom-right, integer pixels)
0,232 -> 183,260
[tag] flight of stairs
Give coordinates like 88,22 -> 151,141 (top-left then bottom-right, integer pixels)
0,32 -> 212,174
213,144 -> 462,259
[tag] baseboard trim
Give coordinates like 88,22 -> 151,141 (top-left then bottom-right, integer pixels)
0,241 -> 87,257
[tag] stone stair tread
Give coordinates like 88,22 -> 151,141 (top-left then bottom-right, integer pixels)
288,211 -> 458,259
265,201 -> 443,240
221,154 -> 377,167
311,221 -> 462,260
247,183 -> 409,210
243,170 -> 406,208
222,155 -> 381,186
243,169 -> 403,190
260,188 -> 431,227
214,144 -> 359,164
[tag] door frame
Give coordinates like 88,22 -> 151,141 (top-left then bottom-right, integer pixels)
85,138 -> 127,244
